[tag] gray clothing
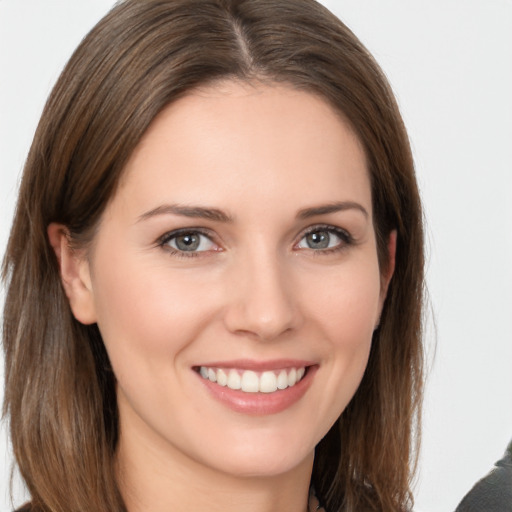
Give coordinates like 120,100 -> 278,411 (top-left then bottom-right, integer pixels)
455,439 -> 512,512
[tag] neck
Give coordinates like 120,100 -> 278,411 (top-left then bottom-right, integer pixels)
115,413 -> 314,512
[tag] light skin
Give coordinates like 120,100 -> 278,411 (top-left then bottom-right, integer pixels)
49,81 -> 396,512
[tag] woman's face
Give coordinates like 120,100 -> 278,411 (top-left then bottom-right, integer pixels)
69,82 -> 392,478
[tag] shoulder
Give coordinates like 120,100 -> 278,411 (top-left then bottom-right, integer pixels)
455,440 -> 512,512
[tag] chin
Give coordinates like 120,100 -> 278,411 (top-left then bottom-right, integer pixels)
206,449 -> 314,479
185,426 -> 317,479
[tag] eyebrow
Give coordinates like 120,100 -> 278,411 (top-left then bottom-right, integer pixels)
296,201 -> 369,220
137,204 -> 234,223
138,201 -> 368,224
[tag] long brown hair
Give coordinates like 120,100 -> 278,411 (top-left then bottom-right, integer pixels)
2,1 -> 424,511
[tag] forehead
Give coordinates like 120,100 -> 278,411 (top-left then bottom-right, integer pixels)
114,81 -> 371,218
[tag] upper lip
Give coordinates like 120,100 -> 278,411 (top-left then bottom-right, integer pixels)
194,359 -> 316,371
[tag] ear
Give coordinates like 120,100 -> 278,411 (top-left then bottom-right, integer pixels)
377,230 -> 397,322
47,223 -> 97,325
381,230 -> 397,294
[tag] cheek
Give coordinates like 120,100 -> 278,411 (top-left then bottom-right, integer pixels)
300,256 -> 381,419
302,255 -> 382,343
90,254 -> 220,382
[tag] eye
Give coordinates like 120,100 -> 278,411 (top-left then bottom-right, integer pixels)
161,230 -> 217,253
296,226 -> 351,251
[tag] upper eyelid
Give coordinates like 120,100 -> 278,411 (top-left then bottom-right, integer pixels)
156,228 -> 221,252
298,223 -> 352,239
158,227 -> 215,241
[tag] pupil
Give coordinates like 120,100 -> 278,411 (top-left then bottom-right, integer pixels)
307,231 -> 329,249
176,234 -> 200,251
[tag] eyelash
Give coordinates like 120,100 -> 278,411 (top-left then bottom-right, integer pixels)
296,224 -> 354,255
157,224 -> 354,258
158,228 -> 218,259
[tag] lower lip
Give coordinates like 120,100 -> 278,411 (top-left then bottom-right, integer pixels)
196,366 -> 317,415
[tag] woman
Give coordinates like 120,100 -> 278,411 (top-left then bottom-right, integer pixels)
2,1 -> 424,511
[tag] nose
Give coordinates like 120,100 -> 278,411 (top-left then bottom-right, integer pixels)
222,250 -> 301,341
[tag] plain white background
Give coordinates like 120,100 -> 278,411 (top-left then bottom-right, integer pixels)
1,1 -> 511,511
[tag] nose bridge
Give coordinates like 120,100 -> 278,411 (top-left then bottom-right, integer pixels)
223,242 -> 299,340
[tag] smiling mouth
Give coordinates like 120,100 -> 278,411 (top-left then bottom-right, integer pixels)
196,366 -> 308,394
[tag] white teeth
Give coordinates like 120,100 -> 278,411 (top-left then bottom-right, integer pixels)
277,370 -> 288,390
227,369 -> 241,390
241,370 -> 259,393
199,366 -> 307,393
288,368 -> 297,386
217,368 -> 228,386
259,371 -> 277,393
